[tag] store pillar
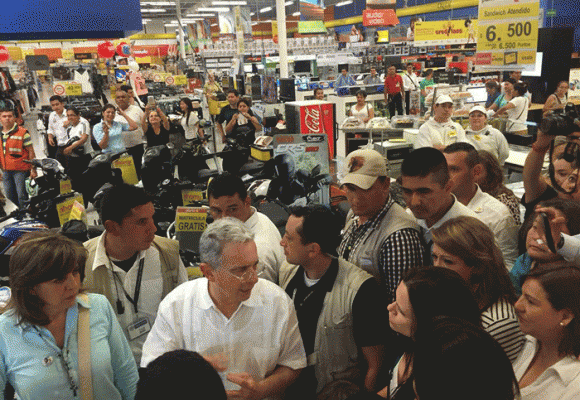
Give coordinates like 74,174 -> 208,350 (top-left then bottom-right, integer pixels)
276,0 -> 288,78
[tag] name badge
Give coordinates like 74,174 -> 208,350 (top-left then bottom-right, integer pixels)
448,130 -> 457,137
473,134 -> 482,141
127,317 -> 151,341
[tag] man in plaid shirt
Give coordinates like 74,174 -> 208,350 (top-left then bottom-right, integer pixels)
339,149 -> 425,303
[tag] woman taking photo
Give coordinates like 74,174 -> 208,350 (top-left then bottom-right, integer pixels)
142,106 -> 171,148
543,81 -> 569,117
92,104 -> 138,154
431,216 -> 525,362
377,268 -> 481,399
179,97 -> 204,141
513,264 -> 580,399
349,90 -> 375,124
0,232 -> 138,400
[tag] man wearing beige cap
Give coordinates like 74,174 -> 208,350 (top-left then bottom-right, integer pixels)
338,148 -> 424,303
415,94 -> 466,150
464,105 -> 509,166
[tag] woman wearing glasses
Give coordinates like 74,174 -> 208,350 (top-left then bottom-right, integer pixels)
0,232 -> 138,400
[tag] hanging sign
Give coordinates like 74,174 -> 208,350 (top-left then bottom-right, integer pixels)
414,19 -> 478,46
56,194 -> 85,226
476,0 -> 539,69
363,9 -> 399,27
173,75 -> 187,85
65,83 -> 82,96
0,46 -> 10,63
165,75 -> 175,85
53,83 -> 66,96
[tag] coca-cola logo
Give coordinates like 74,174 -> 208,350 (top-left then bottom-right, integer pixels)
304,135 -> 324,143
304,106 -> 321,133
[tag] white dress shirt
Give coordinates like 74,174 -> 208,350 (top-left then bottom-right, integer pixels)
513,336 -> 580,400
47,109 -> 69,146
67,116 -> 93,154
89,232 -> 188,363
141,278 -> 306,397
114,104 -> 145,148
402,72 -> 420,92
244,208 -> 285,284
466,185 -> 519,269
415,117 -> 467,149
465,125 -> 510,165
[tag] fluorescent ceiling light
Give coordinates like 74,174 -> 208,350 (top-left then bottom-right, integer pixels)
141,8 -> 165,12
292,11 -> 300,16
181,19 -> 203,22
197,7 -> 229,12
212,1 -> 247,5
250,12 -> 255,15
260,6 -> 272,12
335,0 -> 353,6
142,1 -> 174,5
285,1 -> 294,5
251,22 -> 258,26
187,13 -> 215,17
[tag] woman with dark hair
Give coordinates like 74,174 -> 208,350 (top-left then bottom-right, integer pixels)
543,81 -> 569,117
476,150 -> 521,224
513,264 -> 580,399
142,106 -> 171,148
0,232 -> 138,400
349,90 -> 375,123
510,198 -> 580,296
431,216 -> 525,362
485,80 -> 501,109
92,103 -> 138,153
179,97 -> 204,141
223,97 -> 262,173
487,77 -> 516,112
377,268 -> 480,399
494,82 -> 530,135
413,316 -> 519,400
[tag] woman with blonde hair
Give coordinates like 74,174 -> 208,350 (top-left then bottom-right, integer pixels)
431,216 -> 525,362
0,231 -> 138,400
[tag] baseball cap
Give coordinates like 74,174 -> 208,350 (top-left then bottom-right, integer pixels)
434,94 -> 453,105
469,105 -> 488,117
341,149 -> 388,190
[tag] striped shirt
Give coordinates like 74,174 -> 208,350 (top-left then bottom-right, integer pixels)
2,124 -> 32,148
481,297 -> 525,363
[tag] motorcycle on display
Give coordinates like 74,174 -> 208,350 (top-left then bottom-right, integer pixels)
81,151 -> 127,208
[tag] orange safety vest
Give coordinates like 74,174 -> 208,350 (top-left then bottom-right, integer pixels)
0,124 -> 31,171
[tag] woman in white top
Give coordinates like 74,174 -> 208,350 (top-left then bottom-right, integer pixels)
349,90 -> 374,123
377,268 -> 481,399
543,81 -> 569,117
465,105 -> 509,165
431,216 -> 525,363
513,264 -> 580,400
494,82 -> 529,135
179,98 -> 204,141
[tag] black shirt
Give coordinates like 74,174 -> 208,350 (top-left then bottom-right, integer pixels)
216,105 -> 238,125
145,125 -> 170,148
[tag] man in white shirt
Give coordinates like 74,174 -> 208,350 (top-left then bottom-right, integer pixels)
400,147 -> 478,263
208,172 -> 285,284
64,107 -> 93,193
47,95 -> 68,160
83,184 -> 188,364
141,218 -> 306,399
443,142 -> 519,269
114,90 -> 145,178
415,94 -> 466,150
402,63 -> 420,115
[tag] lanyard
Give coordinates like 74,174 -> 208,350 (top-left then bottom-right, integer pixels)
113,257 -> 145,314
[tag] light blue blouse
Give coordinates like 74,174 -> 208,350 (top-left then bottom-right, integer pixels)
92,121 -> 129,154
0,293 -> 138,400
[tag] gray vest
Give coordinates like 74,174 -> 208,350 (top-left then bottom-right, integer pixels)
280,258 -> 372,393
342,202 -> 420,284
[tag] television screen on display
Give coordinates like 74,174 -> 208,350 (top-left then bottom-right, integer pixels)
425,57 -> 446,68
279,78 -> 296,101
466,86 -> 488,103
522,52 -> 543,77
261,75 -> 278,104
294,60 -> 311,74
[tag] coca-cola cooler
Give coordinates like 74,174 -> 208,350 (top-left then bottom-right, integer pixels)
285,100 -> 336,159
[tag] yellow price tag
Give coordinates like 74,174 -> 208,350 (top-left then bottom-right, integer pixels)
175,207 -> 207,232
477,20 -> 538,51
59,180 -> 72,195
65,83 -> 83,96
181,189 -> 204,206
56,194 -> 84,226
174,75 -> 187,85
479,2 -> 540,21
112,155 -> 139,185
69,200 -> 88,224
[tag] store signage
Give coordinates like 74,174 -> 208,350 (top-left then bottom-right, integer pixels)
74,53 -> 92,60
59,180 -> 72,195
569,69 -> 580,99
181,190 -> 204,206
414,19 -> 478,46
476,0 -> 539,69
363,9 -> 399,27
298,21 -> 327,34
173,75 -> 187,85
175,207 -> 207,232
111,155 -> 138,185
65,83 -> 82,96
53,83 -> 66,96
165,76 -> 175,86
56,194 -> 84,226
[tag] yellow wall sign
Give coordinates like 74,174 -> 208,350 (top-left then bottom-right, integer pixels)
56,194 -> 85,226
175,207 -> 207,232
414,19 -> 477,46
181,189 -> 204,206
476,0 -> 539,69
65,83 -> 82,96
174,75 -> 187,85
59,179 -> 72,195
112,155 -> 139,185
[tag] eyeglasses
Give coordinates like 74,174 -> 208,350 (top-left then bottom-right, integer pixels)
225,263 -> 259,282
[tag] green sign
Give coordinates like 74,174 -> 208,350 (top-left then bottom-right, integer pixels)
298,21 -> 327,34
546,9 -> 556,16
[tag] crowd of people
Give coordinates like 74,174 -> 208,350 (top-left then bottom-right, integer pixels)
0,66 -> 579,400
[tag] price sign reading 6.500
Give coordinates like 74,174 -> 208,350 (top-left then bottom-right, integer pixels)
478,20 -> 538,51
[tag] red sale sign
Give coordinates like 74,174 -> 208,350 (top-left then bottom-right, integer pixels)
363,9 -> 399,27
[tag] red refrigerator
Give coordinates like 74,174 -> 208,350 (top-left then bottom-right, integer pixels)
284,100 -> 336,159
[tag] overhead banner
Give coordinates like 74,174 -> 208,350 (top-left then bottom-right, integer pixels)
298,21 -> 327,34
363,9 -> 399,27
414,19 -> 477,46
476,0 -> 539,69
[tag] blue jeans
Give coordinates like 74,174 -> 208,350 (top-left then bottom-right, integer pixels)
3,170 -> 29,208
